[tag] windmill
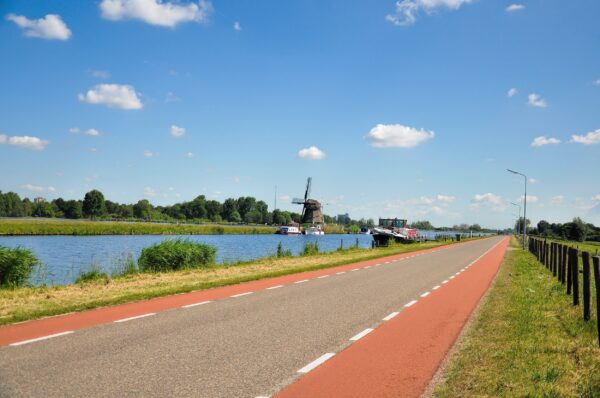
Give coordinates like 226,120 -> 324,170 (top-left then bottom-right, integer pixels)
292,177 -> 324,225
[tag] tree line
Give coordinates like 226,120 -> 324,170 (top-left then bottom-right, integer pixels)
530,217 -> 600,242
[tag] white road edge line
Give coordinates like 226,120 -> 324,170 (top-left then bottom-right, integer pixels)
10,331 -> 74,346
317,275 -> 330,279
350,328 -> 374,341
294,279 -> 309,284
432,285 -> 441,290
114,313 -> 156,323
298,353 -> 336,373
442,280 -> 449,284
336,271 -> 346,275
404,300 -> 418,308
351,268 -> 359,272
420,291 -> 431,298
449,275 -> 455,280
383,312 -> 400,321
181,301 -> 212,308
231,292 -> 253,298
266,285 -> 284,290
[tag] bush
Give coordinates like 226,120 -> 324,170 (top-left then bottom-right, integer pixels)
276,242 -> 292,258
0,245 -> 39,287
76,264 -> 109,284
138,239 -> 217,272
301,241 -> 320,256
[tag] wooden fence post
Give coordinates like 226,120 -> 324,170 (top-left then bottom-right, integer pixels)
582,251 -> 591,321
553,243 -> 558,277
561,244 -> 568,284
567,247 -> 573,295
592,256 -> 600,347
572,248 -> 580,306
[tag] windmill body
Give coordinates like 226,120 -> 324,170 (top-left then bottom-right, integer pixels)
292,177 -> 325,233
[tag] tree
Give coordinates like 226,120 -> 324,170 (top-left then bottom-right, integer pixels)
32,202 -> 55,218
83,190 -> 106,219
411,220 -> 435,230
64,200 -> 83,219
133,200 -> 152,220
0,192 -> 24,217
221,198 -> 238,221
205,200 -> 222,222
537,220 -> 551,236
514,217 -> 530,235
229,210 -> 242,223
564,217 -> 588,242
469,224 -> 482,232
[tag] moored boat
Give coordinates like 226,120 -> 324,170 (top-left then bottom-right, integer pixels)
275,223 -> 302,235
304,225 -> 325,235
372,218 -> 418,247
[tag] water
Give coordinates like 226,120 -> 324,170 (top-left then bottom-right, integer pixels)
0,234 -> 375,286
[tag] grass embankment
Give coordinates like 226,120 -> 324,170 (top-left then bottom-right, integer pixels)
0,219 -> 276,236
0,238 -> 478,326
434,238 -> 600,397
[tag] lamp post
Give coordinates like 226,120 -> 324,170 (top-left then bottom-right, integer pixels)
510,202 -> 521,235
507,169 -> 527,249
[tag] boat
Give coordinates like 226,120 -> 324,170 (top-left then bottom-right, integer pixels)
359,227 -> 371,234
275,222 -> 302,235
372,218 -> 418,247
304,224 -> 325,235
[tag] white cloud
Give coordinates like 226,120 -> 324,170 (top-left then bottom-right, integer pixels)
69,127 -> 80,133
471,193 -> 505,212
185,151 -> 194,158
528,93 -> 547,108
531,136 -> 560,147
6,13 -> 71,40
85,128 -> 101,137
517,195 -> 538,204
385,0 -> 475,26
21,184 -> 56,193
366,124 -> 434,148
279,195 -> 291,202
90,148 -> 98,153
593,195 -> 600,202
143,186 -> 157,197
165,91 -> 180,103
90,70 -> 111,79
298,146 -> 326,160
507,88 -> 518,97
233,21 -> 241,31
570,128 -> 600,145
594,79 -> 600,86
78,84 -> 143,110
1,135 -> 50,151
505,4 -> 525,12
436,194 -> 456,203
100,0 -> 213,27
170,124 -> 185,137
528,178 -> 537,184
143,150 -> 155,157
550,195 -> 564,206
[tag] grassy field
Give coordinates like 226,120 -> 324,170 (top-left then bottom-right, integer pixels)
433,238 -> 600,397
537,237 -> 600,256
0,238 -> 482,326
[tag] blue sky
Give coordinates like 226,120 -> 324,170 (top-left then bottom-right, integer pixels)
1,0 -> 599,228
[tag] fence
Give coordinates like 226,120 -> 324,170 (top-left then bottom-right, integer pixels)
529,237 -> 600,346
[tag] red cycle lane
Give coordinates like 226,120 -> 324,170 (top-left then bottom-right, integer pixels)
276,237 -> 509,398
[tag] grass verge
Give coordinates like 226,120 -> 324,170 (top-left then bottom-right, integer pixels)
0,237 -> 483,326
433,238 -> 600,397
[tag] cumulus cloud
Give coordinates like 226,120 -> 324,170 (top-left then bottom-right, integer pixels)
594,79 -> 600,86
298,146 -> 326,160
143,150 -> 155,157
570,128 -> 600,145
436,194 -> 456,203
517,195 -> 538,204
21,184 -> 56,193
528,178 -> 537,184
100,0 -> 213,27
471,193 -> 505,212
366,124 -> 434,148
507,88 -> 518,97
165,91 -> 180,103
505,4 -> 525,12
0,135 -> 50,151
170,124 -> 185,137
385,0 -> 475,26
233,21 -> 241,31
69,127 -> 80,133
143,186 -> 157,197
185,151 -> 194,158
85,128 -> 101,137
531,136 -> 560,147
78,84 -> 143,110
6,13 -> 71,40
528,93 -> 547,108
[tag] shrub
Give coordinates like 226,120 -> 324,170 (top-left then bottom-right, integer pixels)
276,242 -> 292,258
138,239 -> 217,272
0,245 -> 39,287
112,252 -> 138,277
301,241 -> 320,256
76,264 -> 109,284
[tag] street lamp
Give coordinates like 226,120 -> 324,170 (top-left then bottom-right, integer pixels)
510,202 -> 521,235
507,169 -> 527,249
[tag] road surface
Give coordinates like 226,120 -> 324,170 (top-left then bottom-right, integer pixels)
0,236 -> 507,397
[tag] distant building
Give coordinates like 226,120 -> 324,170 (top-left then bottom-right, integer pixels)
337,213 -> 350,225
34,197 -> 46,204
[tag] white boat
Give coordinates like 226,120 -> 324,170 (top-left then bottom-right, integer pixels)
276,225 -> 301,235
304,225 -> 325,235
372,218 -> 418,246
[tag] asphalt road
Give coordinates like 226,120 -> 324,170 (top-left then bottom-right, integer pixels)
0,236 -> 504,398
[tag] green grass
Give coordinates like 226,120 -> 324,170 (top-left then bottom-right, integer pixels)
0,246 -> 39,287
434,239 -> 600,397
138,239 -> 217,272
0,219 -> 276,236
0,237 -> 487,326
537,237 -> 600,256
